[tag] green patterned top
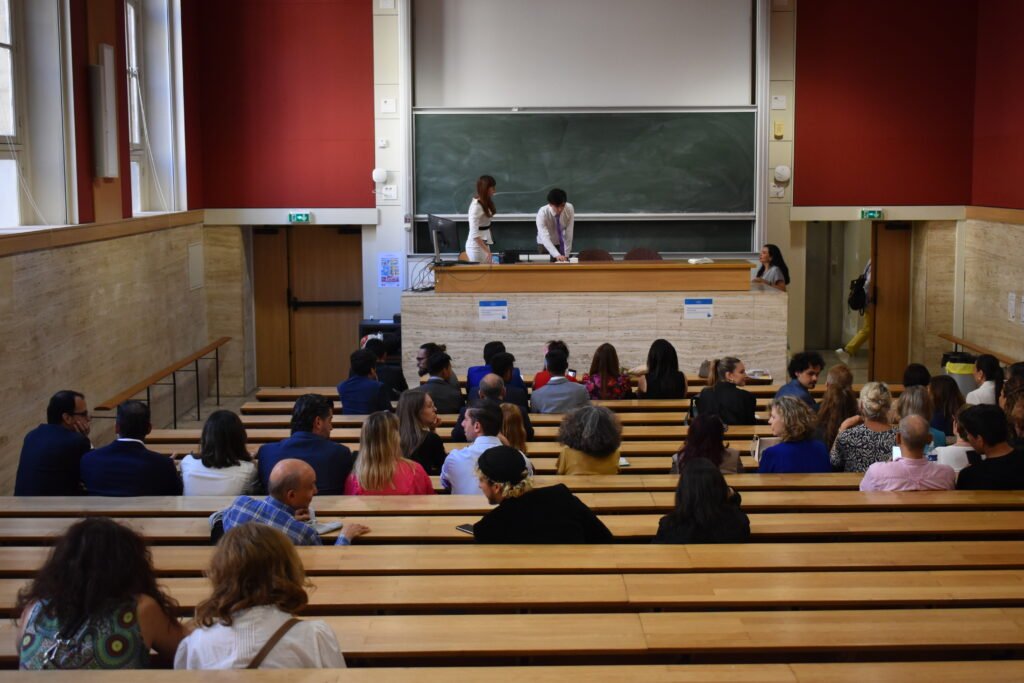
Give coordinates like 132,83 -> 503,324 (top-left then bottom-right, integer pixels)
19,599 -> 149,670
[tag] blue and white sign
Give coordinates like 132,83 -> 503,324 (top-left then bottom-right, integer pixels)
683,298 -> 714,320
478,300 -> 509,321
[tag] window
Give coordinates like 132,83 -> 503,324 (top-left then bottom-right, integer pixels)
0,0 -> 20,226
125,0 -> 147,211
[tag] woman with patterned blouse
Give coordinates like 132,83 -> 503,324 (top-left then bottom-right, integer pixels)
583,343 -> 633,400
829,382 -> 898,473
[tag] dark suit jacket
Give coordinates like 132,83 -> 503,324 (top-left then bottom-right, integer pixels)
695,382 -> 757,425
14,424 -> 91,496
337,375 -> 392,415
80,439 -> 182,496
415,377 -> 464,415
504,385 -> 529,410
256,431 -> 355,495
450,399 -> 535,442
376,364 -> 409,401
473,484 -> 613,544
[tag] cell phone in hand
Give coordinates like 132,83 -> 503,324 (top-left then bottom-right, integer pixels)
455,523 -> 474,536
566,369 -> 577,378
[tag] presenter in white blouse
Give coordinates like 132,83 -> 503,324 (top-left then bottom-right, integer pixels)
466,174 -> 497,263
536,188 -> 574,262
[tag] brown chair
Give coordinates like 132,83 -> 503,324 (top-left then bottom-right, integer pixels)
578,248 -> 614,262
624,247 -> 662,261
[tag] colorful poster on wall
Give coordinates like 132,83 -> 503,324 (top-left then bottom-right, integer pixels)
378,252 -> 403,288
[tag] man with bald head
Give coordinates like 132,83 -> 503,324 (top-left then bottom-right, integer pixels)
859,415 -> 956,491
221,459 -> 369,545
449,374 -> 534,442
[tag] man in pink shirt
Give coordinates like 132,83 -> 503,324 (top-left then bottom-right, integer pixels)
859,415 -> 956,491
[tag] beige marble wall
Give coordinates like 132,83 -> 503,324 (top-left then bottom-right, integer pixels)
961,219 -> 1024,363
909,221 -> 957,372
0,223 -> 211,493
401,288 -> 788,384
203,226 -> 257,396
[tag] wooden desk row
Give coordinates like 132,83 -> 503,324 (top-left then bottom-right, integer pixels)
237,408 -> 770,426
242,398 -> 776,414
1,511 -> 1022,544
2,490 -> 1021,518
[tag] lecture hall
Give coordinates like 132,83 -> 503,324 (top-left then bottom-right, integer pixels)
1,0 -> 1024,679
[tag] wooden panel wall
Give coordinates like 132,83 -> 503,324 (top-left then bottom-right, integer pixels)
909,221 -> 957,372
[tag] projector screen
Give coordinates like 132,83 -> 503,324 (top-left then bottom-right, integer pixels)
413,0 -> 754,108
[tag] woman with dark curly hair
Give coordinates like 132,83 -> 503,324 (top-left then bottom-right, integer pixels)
671,414 -> 742,475
175,523 -> 345,669
16,517 -> 184,670
556,405 -> 623,475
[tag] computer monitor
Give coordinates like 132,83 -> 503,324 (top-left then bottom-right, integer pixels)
428,214 -> 459,264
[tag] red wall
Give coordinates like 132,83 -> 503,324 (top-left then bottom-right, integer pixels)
793,1 -> 977,206
971,0 -> 1024,209
182,0 -> 374,209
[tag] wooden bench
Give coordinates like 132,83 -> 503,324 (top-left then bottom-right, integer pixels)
241,397 -> 778,413
236,408 -> 770,425
0,607 -> 1021,663
2,511 -> 1022,543
94,337 -> 232,428
939,333 -> 1019,366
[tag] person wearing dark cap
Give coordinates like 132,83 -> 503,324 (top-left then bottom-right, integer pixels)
471,446 -> 613,544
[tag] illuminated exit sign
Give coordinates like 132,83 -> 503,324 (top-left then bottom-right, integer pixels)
860,208 -> 884,220
288,211 -> 311,224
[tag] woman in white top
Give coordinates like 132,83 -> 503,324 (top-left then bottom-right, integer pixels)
175,523 -> 345,670
179,410 -> 257,496
933,409 -> 974,473
466,174 -> 496,263
752,243 -> 790,291
965,354 -> 1003,406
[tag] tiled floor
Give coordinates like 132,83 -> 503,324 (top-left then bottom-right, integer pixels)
812,347 -> 870,384
166,394 -> 253,431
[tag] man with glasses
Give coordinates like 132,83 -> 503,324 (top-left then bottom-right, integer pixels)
14,390 -> 93,495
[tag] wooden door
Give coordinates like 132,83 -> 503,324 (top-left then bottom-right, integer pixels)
252,228 -> 291,386
869,221 -> 912,383
288,226 -> 363,385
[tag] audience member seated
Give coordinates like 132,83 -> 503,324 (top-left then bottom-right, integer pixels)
363,337 -> 407,402
671,414 -> 742,475
1010,397 -> 1024,450
774,351 -> 824,411
1005,379 -> 1024,449
652,458 -> 750,544
344,412 -> 434,495
501,403 -> 529,453
902,362 -> 932,388
637,339 -> 687,399
830,382 -> 897,473
256,394 -> 354,495
955,404 -> 1024,490
860,415 -> 956,491
929,374 -> 965,438
489,351 -> 529,409
472,445 -> 612,543
892,385 -> 947,455
531,350 -> 591,413
396,392 -> 446,476
180,410 -> 257,496
442,401 -> 519,494
583,343 -> 633,400
416,342 -> 460,391
80,400 -> 182,496
223,459 -> 369,545
15,390 -> 92,496
693,357 -> 757,425
815,364 -> 858,449
934,408 -> 974,473
16,518 -> 185,669
466,340 -> 526,396
1010,361 -> 1024,382
759,397 -> 831,474
410,352 -> 464,415
336,349 -> 391,415
966,354 -> 1003,405
532,340 -> 578,391
175,524 -> 345,670
450,374 -> 534,441
556,405 -> 622,475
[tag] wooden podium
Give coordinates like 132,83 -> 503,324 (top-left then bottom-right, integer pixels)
434,261 -> 753,294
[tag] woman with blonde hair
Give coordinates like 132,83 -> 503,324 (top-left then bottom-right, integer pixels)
175,524 -> 344,669
556,405 -> 622,475
396,391 -> 446,475
760,397 -> 830,473
501,403 -> 529,454
892,385 -> 948,453
815,364 -> 858,448
829,382 -> 898,472
344,412 -> 434,495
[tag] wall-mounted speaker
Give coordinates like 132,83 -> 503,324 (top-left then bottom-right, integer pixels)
89,43 -> 119,179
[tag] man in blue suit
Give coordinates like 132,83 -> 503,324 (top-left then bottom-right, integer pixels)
15,390 -> 93,496
257,393 -> 355,495
80,400 -> 182,496
466,341 -> 527,397
337,348 -> 392,415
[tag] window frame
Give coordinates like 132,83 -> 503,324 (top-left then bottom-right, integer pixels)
0,0 -> 27,226
125,0 -> 149,212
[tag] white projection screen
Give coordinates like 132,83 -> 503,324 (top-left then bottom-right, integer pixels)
413,0 -> 754,108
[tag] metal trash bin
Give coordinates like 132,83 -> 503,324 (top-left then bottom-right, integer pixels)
942,351 -> 978,397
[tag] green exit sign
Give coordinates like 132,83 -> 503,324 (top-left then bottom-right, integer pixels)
288,211 -> 311,224
860,208 -> 884,220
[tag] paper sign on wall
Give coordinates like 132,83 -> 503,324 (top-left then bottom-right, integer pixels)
1019,294 -> 1024,327
378,252 -> 402,288
1009,292 -> 1018,322
478,300 -> 509,321
684,298 -> 714,319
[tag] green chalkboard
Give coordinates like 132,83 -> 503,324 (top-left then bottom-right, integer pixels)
414,112 -> 755,215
